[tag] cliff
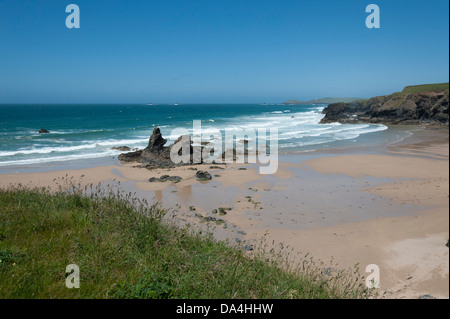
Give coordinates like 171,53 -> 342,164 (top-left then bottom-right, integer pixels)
320,83 -> 449,126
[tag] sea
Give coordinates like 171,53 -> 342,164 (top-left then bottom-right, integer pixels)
0,104 -> 412,170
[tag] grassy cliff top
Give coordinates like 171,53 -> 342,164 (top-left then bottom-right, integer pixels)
401,83 -> 449,95
283,97 -> 361,105
287,83 -> 449,105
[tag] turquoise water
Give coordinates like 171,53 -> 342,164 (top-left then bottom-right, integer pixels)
0,104 -> 393,167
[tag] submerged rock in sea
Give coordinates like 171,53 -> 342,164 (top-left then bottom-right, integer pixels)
39,129 -> 50,134
118,127 -> 202,168
112,146 -> 131,152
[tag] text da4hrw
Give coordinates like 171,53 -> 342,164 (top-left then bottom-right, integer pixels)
176,303 -> 274,316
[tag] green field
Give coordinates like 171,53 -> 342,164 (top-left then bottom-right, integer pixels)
0,181 -> 375,299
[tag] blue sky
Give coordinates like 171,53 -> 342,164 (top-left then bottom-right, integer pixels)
0,0 -> 448,103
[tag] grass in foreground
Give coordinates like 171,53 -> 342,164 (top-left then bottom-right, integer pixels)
0,180 -> 375,299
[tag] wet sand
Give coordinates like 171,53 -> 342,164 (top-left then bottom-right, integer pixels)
0,127 -> 448,299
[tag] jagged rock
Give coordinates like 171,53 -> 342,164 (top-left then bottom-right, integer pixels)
196,170 -> 212,181
118,127 -> 203,168
39,129 -> 50,134
146,127 -> 167,152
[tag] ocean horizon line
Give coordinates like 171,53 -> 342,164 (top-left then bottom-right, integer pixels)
0,102 -> 321,106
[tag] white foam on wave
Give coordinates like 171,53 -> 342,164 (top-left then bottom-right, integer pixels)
0,107 -> 389,166
0,138 -> 148,157
161,110 -> 385,147
277,124 -> 388,146
0,150 -> 120,167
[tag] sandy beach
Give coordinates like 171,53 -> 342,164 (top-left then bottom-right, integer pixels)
0,127 -> 448,299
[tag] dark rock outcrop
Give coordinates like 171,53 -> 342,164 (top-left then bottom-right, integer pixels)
149,175 -> 182,183
218,207 -> 232,216
195,170 -> 212,181
320,85 -> 449,126
118,127 -> 202,168
39,129 -> 50,134
119,150 -> 143,162
146,127 -> 167,153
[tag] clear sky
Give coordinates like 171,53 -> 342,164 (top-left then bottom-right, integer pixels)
0,0 -> 448,103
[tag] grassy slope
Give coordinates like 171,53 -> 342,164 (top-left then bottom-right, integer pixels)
382,83 -> 449,107
288,83 -> 449,105
0,184 -> 374,299
309,97 -> 362,104
391,83 -> 450,98
283,98 -> 361,105
402,83 -> 449,94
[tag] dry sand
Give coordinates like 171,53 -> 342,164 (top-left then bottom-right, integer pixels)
0,128 -> 448,299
